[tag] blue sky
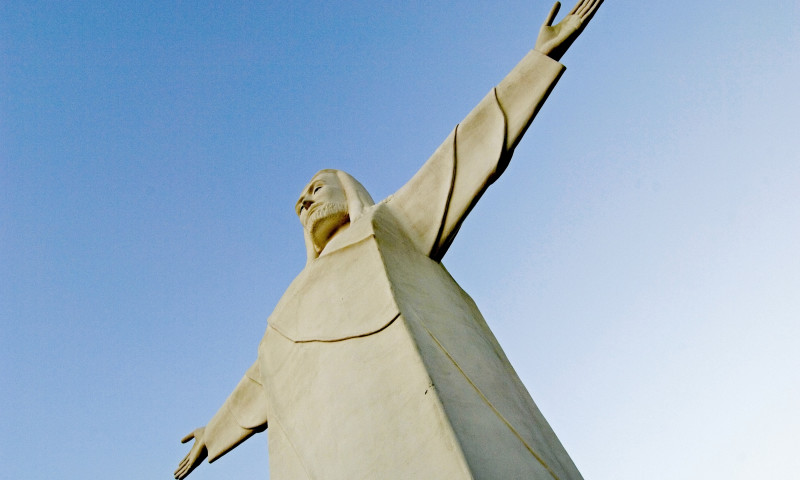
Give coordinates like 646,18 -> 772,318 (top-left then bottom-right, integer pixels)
3,1 -> 799,478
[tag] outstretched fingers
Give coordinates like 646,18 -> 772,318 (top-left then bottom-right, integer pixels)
585,0 -> 603,21
175,464 -> 189,479
543,2 -> 561,27
174,459 -> 188,477
568,0 -> 586,15
577,0 -> 603,20
175,434 -> 195,478
175,453 -> 190,472
175,454 -> 197,480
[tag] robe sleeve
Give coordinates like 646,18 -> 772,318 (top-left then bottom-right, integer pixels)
204,361 -> 269,462
386,50 -> 565,261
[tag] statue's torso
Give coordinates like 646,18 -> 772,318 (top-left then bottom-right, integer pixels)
256,205 -> 582,480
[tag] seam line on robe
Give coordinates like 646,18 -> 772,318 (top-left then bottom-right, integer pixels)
491,87 -> 511,181
430,124 -> 458,260
269,313 -> 401,344
420,322 -> 561,480
433,89 -> 508,262
270,415 -> 314,479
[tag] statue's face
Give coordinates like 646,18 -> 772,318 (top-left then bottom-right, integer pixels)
296,171 -> 350,252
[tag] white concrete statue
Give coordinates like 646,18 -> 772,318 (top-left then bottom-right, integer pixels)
176,2 -> 603,479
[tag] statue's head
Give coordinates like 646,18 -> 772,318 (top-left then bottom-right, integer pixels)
296,169 -> 374,263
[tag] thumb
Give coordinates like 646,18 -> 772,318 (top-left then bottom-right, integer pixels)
543,2 -> 561,27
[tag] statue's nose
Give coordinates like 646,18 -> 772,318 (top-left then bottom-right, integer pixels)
302,199 -> 314,210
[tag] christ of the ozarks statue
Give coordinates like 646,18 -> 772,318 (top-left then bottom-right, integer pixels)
175,2 -> 603,479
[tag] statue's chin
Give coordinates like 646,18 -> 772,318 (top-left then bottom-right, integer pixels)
308,205 -> 349,252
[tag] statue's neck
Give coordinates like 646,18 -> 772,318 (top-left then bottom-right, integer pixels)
314,221 -> 350,255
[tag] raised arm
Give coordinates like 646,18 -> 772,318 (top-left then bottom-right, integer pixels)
502,0 -> 602,150
387,0 -> 602,261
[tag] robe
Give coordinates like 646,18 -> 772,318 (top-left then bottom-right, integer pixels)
202,49 -> 582,479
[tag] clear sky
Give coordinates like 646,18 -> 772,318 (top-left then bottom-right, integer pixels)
3,1 -> 799,479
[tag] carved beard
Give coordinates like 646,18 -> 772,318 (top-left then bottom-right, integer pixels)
307,202 -> 350,246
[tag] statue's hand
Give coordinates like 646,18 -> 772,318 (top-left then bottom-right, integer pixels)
174,427 -> 208,479
535,0 -> 603,62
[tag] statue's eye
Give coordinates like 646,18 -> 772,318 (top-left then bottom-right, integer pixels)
314,186 -> 322,193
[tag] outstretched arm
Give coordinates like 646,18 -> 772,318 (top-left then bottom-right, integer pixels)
501,0 -> 603,152
174,362 -> 269,478
388,0 -> 603,260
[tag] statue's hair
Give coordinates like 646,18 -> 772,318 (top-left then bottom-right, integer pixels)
303,169 -> 375,264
